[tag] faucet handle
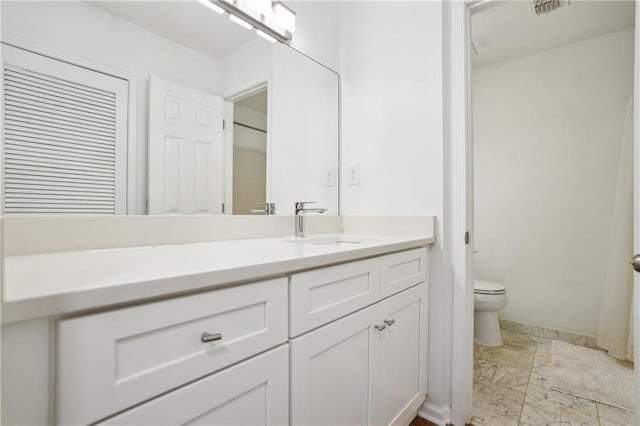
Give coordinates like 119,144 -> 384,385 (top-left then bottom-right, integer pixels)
295,201 -> 316,210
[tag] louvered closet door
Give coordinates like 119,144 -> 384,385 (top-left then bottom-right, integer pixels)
1,44 -> 128,214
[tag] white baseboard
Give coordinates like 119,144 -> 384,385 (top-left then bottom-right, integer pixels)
418,401 -> 451,426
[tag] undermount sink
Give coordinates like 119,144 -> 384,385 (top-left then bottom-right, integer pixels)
281,237 -> 363,246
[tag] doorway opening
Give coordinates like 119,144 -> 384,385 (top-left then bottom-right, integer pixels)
469,2 -> 636,425
230,86 -> 269,215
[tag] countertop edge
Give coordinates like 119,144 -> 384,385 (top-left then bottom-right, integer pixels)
2,236 -> 434,324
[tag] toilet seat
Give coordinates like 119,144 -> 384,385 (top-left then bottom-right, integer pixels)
474,280 -> 506,295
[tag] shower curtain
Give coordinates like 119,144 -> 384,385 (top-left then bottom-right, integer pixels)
597,97 -> 635,362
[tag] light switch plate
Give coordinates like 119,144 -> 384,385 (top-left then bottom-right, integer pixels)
324,167 -> 336,187
346,164 -> 360,185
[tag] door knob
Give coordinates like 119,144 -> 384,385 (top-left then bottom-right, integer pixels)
633,254 -> 640,273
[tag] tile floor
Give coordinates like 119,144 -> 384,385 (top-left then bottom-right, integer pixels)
471,329 -> 635,426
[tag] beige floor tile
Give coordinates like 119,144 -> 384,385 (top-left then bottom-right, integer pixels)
479,345 -> 535,372
538,328 -> 599,350
597,403 -> 635,426
529,345 -> 553,389
473,379 -> 526,421
470,403 -> 519,426
520,383 -> 598,425
474,345 -> 485,363
474,357 -> 531,392
500,319 -> 540,337
536,337 -> 553,354
501,329 -> 538,354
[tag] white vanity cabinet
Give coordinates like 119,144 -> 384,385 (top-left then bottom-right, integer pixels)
2,241 -> 431,426
290,283 -> 428,426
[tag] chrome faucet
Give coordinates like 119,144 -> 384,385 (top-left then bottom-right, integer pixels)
295,202 -> 327,238
249,202 -> 276,215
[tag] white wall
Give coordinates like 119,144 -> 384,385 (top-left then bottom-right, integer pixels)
338,0 -> 446,414
1,1 -> 224,214
340,2 -> 443,217
473,27 -> 635,336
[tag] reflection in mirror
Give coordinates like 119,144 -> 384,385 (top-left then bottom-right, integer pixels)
232,87 -> 269,215
0,0 -> 339,216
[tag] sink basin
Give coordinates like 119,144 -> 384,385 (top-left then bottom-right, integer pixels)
281,237 -> 363,246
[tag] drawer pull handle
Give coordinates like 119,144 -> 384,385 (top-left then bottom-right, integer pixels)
374,324 -> 387,331
201,332 -> 223,343
384,319 -> 396,326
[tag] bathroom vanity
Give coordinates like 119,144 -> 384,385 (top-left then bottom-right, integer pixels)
1,233 -> 433,425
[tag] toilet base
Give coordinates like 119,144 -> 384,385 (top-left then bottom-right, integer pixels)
474,311 -> 503,346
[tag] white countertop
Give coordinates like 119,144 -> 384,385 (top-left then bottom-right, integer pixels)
2,233 -> 434,324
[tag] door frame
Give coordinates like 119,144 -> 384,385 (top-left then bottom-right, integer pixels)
223,80 -> 271,215
447,1 -> 640,424
633,1 -> 639,421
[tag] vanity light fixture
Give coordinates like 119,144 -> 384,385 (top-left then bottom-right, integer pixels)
211,0 -> 295,43
197,0 -> 225,14
229,14 -> 253,29
273,1 -> 295,33
256,29 -> 277,43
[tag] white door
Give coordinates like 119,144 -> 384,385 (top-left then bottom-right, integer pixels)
148,77 -> 223,215
290,304 -> 375,426
101,345 -> 289,425
1,44 -> 128,214
371,284 -> 427,426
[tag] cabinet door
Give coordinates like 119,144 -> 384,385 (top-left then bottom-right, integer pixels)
101,345 -> 288,425
290,303 -> 376,425
371,283 -> 428,426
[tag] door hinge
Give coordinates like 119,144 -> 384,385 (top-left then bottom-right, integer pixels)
465,231 -> 470,245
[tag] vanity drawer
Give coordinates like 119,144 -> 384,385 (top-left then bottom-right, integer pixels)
57,278 -> 288,425
289,257 -> 380,337
100,345 -> 289,426
380,247 -> 428,298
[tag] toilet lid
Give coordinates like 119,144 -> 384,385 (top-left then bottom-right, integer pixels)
474,280 -> 506,295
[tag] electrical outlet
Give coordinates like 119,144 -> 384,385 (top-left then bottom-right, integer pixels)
324,167 -> 336,187
346,164 -> 360,185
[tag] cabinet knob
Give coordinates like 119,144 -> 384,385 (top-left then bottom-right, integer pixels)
384,319 -> 395,326
201,332 -> 223,343
374,324 -> 387,331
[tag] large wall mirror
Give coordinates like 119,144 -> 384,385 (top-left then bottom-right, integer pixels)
0,1 -> 339,216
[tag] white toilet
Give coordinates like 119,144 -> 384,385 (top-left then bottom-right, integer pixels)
474,280 -> 507,346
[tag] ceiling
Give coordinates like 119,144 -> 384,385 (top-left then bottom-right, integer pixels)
88,1 -> 258,59
471,0 -> 635,67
